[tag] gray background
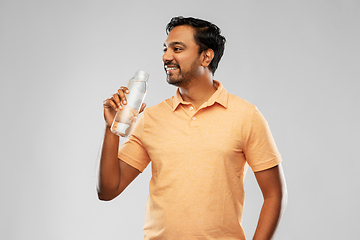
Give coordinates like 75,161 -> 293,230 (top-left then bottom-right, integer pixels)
1,0 -> 359,239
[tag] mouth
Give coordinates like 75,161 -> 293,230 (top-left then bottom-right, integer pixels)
164,65 -> 179,74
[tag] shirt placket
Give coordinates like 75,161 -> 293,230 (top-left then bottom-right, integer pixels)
180,104 -> 198,130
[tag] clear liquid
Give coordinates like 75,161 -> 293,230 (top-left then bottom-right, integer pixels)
126,80 -> 147,109
111,105 -> 139,137
110,72 -> 148,137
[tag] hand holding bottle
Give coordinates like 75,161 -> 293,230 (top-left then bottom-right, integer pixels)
103,87 -> 146,130
103,70 -> 149,137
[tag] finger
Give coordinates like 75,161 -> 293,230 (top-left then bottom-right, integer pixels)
103,97 -> 118,111
110,96 -> 120,110
118,87 -> 129,105
139,103 -> 146,113
122,86 -> 130,94
113,93 -> 122,109
103,97 -> 114,107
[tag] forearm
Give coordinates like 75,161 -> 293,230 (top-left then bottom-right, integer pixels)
97,126 -> 121,200
252,195 -> 287,240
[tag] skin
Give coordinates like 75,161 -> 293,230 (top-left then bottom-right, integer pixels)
98,25 -> 287,239
97,86 -> 144,201
253,164 -> 288,239
163,25 -> 216,110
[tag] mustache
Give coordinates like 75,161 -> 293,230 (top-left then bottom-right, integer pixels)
164,61 -> 180,68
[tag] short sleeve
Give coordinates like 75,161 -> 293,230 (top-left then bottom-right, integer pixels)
244,107 -> 282,172
118,113 -> 151,172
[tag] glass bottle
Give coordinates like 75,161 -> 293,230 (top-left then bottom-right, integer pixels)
111,70 -> 149,137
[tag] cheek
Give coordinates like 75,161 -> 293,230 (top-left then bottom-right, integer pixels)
175,52 -> 200,70
177,56 -> 192,69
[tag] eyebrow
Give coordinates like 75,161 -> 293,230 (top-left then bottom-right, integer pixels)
163,41 -> 187,48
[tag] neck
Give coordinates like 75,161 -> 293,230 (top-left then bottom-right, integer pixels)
178,71 -> 216,110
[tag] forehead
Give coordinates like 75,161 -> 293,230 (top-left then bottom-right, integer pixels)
164,25 -> 196,46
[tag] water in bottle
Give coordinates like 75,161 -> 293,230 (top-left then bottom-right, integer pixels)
111,70 -> 149,137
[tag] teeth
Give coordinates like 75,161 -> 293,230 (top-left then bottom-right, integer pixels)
165,66 -> 178,71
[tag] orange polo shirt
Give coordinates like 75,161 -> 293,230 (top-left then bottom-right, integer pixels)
118,81 -> 282,240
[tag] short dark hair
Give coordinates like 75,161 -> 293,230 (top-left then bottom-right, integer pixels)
166,16 -> 226,74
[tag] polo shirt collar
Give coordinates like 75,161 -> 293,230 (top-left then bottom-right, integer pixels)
172,80 -> 228,111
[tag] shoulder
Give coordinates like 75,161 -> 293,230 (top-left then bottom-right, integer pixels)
227,93 -> 257,116
228,93 -> 254,107
143,97 -> 173,114
136,97 -> 175,131
140,97 -> 174,124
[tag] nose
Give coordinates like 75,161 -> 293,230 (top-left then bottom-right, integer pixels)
162,49 -> 173,63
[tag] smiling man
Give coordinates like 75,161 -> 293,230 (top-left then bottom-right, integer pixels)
163,26 -> 208,88
98,16 -> 287,240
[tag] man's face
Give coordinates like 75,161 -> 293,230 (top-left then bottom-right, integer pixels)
163,25 -> 202,87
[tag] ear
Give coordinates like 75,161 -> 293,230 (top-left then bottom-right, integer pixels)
201,49 -> 214,68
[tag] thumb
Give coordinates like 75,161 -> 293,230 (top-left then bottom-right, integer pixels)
139,103 -> 146,113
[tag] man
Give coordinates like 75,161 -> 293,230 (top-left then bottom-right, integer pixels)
98,16 -> 287,240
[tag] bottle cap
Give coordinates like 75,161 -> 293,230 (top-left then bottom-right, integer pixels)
135,70 -> 150,81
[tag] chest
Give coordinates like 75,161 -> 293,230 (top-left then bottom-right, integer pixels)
142,105 -> 250,177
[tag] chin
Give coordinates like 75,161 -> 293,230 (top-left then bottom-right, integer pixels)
166,78 -> 182,87
166,74 -> 179,85
166,73 -> 191,87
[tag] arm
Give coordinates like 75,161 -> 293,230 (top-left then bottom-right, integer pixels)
97,127 -> 141,201
97,87 -> 145,201
252,163 -> 288,240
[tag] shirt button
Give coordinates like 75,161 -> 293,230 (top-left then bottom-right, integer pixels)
189,106 -> 194,110
192,116 -> 196,120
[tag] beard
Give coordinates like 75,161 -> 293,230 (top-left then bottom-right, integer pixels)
165,57 -> 201,87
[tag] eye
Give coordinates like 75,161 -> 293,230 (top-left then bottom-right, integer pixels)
174,47 -> 182,52
163,47 -> 168,53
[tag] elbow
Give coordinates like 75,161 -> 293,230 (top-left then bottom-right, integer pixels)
98,193 -> 114,201
97,189 -> 115,201
97,188 -> 122,201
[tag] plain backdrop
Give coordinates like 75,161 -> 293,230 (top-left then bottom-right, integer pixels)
1,0 -> 359,239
